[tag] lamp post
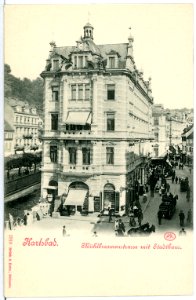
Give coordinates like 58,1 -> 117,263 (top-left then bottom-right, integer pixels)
169,117 -> 172,146
167,113 -> 172,146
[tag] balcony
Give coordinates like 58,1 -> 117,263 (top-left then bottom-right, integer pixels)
61,164 -> 127,176
23,134 -> 33,139
61,164 -> 95,176
62,130 -> 92,138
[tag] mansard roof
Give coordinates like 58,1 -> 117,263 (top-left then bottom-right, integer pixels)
53,42 -> 128,68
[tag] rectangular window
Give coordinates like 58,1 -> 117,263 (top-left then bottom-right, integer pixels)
78,84 -> 83,100
82,148 -> 91,165
106,147 -> 114,165
107,84 -> 115,100
53,60 -> 59,71
51,114 -> 58,130
69,148 -> 77,164
109,57 -> 115,68
84,56 -> 88,68
78,56 -> 83,68
154,118 -> 159,125
154,132 -> 159,142
71,84 -> 76,100
85,84 -> 90,100
107,113 -> 115,131
50,146 -> 58,163
52,87 -> 59,101
74,56 -> 77,69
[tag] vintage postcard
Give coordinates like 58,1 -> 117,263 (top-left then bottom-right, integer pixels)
3,2 -> 194,298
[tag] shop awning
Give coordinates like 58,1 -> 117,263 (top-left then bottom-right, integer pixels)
65,112 -> 91,125
43,186 -> 58,190
64,189 -> 87,206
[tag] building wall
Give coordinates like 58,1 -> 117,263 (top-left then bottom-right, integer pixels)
41,72 -> 153,211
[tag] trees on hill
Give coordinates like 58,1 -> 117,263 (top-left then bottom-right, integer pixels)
4,64 -> 43,111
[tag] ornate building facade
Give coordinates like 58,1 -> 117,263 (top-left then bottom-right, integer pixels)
5,98 -> 43,155
41,23 -> 154,215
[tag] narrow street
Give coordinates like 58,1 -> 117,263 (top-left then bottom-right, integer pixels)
143,164 -> 193,232
93,164 -> 193,236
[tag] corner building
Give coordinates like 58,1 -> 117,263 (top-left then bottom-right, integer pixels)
41,24 -> 154,215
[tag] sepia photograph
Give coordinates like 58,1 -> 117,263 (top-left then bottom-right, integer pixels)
2,2 -> 194,298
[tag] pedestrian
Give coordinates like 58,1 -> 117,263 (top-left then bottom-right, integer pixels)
118,219 -> 125,236
172,175 -> 175,183
175,176 -> 178,184
114,218 -> 119,233
187,209 -> 192,225
108,207 -> 113,223
179,210 -> 185,227
133,205 -> 139,218
142,193 -> 147,203
129,214 -> 136,227
166,182 -> 170,192
62,225 -> 66,237
181,163 -> 184,170
137,210 -> 143,227
23,213 -> 27,226
189,167 -> 192,174
145,184 -> 149,193
179,228 -> 186,236
157,210 -> 163,225
186,187 -> 191,202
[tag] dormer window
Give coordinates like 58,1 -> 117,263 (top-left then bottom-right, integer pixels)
78,56 -> 83,68
106,50 -> 120,69
53,59 -> 59,71
109,56 -> 115,68
72,55 -> 88,69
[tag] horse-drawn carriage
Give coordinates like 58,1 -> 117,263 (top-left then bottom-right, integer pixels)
158,195 -> 176,219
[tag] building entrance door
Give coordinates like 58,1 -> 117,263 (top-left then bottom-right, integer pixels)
103,183 -> 115,210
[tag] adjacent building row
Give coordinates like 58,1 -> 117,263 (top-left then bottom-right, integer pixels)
4,98 -> 43,156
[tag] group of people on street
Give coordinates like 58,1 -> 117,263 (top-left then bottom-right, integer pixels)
7,211 -> 33,230
114,218 -> 125,236
178,209 -> 192,227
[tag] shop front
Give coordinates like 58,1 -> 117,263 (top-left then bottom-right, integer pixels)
63,181 -> 89,215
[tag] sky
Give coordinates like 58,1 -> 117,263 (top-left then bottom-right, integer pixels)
4,3 -> 193,109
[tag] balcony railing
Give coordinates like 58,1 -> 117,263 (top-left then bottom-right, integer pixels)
23,134 -> 33,139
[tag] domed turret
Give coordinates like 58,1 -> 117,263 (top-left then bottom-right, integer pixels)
83,22 -> 94,40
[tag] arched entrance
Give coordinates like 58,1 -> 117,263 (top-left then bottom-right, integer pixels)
64,181 -> 89,215
103,183 -> 119,211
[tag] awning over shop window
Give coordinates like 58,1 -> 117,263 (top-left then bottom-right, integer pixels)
65,112 -> 91,125
64,189 -> 87,206
43,186 -> 58,190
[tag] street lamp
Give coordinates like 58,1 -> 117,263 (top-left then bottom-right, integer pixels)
167,113 -> 172,146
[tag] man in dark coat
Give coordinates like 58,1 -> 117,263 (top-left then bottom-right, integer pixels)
157,210 -> 163,225
179,210 -> 185,227
108,207 -> 113,223
118,219 -> 125,236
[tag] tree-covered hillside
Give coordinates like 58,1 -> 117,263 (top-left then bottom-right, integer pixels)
4,64 -> 44,111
